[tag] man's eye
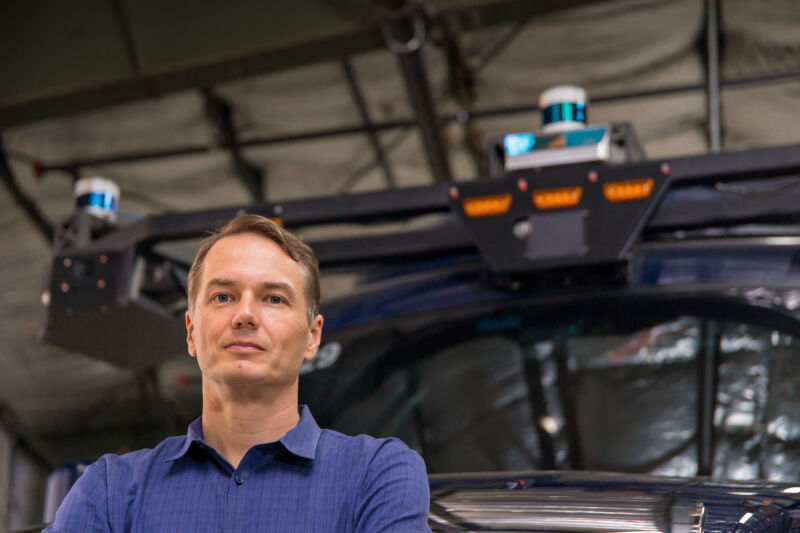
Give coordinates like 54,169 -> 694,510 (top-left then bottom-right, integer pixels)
266,295 -> 284,305
213,294 -> 230,303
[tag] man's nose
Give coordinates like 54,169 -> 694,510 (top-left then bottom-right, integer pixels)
232,294 -> 259,329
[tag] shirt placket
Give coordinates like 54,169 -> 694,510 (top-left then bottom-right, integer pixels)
202,445 -> 239,533
225,450 -> 260,533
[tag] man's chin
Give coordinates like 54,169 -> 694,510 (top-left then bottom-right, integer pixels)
215,364 -> 293,389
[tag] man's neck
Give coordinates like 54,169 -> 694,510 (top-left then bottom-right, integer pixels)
200,379 -> 301,469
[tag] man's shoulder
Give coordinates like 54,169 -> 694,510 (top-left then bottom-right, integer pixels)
318,429 -> 425,470
90,434 -> 188,475
319,427 -> 402,450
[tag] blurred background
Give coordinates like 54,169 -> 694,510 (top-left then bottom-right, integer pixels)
1,0 -> 800,531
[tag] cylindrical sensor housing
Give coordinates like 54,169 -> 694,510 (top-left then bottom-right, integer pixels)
540,85 -> 588,133
74,177 -> 120,221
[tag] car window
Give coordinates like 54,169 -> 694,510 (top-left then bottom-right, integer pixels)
300,300 -> 800,480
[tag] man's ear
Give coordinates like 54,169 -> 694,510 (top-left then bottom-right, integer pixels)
303,314 -> 324,361
186,311 -> 197,358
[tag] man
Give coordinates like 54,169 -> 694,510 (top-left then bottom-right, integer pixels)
47,214 -> 431,532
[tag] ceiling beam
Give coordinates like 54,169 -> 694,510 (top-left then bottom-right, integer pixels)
341,58 -> 397,188
0,136 -> 53,242
394,48 -> 453,183
0,26 -> 384,129
202,89 -> 266,200
109,0 -> 142,74
438,15 -> 483,177
377,0 -> 453,183
313,0 -> 373,20
0,0 -> 606,129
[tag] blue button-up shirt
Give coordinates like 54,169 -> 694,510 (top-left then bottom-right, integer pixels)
45,406 -> 431,532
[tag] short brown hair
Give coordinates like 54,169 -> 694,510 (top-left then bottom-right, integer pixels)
187,214 -> 320,323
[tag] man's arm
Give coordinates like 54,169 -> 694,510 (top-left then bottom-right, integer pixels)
354,438 -> 431,533
43,459 -> 111,533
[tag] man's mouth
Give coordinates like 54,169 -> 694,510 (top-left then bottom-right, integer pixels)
224,341 -> 265,351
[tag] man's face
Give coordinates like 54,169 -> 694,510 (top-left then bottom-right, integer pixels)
185,233 -> 323,390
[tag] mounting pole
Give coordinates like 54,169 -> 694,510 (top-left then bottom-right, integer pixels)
697,319 -> 720,476
706,0 -> 722,153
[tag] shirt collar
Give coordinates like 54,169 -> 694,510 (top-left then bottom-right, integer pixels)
165,405 -> 321,462
278,405 -> 321,460
165,416 -> 205,462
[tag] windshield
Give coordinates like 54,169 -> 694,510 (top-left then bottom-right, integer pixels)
299,293 -> 800,481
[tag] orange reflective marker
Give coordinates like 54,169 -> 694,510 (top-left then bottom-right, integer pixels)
603,178 -> 654,202
532,186 -> 583,210
462,194 -> 513,217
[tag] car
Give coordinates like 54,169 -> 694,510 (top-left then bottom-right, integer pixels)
427,470 -> 800,532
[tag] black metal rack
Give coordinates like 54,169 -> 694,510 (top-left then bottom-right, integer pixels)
39,142 -> 800,369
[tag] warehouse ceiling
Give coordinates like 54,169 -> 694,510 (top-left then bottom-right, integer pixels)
0,0 -> 605,128
1,0 -> 800,467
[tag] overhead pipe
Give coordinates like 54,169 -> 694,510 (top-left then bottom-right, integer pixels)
32,70 -> 800,175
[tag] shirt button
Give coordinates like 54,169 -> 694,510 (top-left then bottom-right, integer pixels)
234,476 -> 245,485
